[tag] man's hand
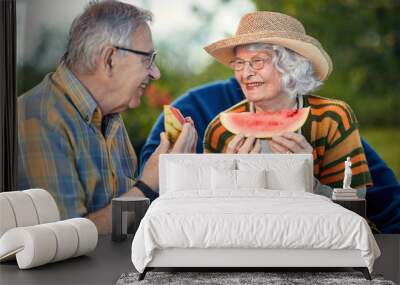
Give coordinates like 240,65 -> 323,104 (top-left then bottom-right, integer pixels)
85,204 -> 112,235
140,121 -> 197,191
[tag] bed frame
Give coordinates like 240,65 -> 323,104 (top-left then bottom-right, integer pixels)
139,248 -> 371,280
138,154 -> 372,281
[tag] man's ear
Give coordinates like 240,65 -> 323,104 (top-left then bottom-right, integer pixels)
99,46 -> 116,77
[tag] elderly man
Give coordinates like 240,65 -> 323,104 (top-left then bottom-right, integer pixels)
17,1 -> 197,234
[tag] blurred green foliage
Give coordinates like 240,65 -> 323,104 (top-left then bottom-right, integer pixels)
361,127 -> 400,179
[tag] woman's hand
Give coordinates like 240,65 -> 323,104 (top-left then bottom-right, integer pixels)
270,132 -> 313,154
226,134 -> 261,154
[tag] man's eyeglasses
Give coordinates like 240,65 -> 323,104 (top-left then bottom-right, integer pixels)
114,46 -> 157,69
229,56 -> 271,71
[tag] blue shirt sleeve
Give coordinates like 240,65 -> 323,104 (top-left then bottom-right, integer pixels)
363,138 -> 400,233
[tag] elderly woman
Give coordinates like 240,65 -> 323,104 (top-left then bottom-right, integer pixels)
203,11 -> 372,197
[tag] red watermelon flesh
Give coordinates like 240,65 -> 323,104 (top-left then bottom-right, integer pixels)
170,106 -> 185,125
220,107 -> 310,138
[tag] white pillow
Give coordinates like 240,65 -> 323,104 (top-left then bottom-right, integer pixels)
211,168 -> 267,190
167,163 -> 210,191
238,159 -> 308,192
236,169 -> 267,189
211,168 -> 236,190
266,166 -> 307,191
167,160 -> 235,192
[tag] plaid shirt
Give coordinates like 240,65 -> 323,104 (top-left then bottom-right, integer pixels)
18,63 -> 137,219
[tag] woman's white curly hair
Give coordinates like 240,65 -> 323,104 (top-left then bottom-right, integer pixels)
235,43 -> 323,98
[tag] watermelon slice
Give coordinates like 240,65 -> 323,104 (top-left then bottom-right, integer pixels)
220,107 -> 310,138
164,105 -> 186,143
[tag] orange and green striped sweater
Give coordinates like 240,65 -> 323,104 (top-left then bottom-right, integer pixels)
203,95 -> 372,189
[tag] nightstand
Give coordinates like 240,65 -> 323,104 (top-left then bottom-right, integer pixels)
111,197 -> 150,242
332,198 -> 366,218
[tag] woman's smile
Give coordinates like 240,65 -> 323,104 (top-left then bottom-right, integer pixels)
245,82 -> 265,91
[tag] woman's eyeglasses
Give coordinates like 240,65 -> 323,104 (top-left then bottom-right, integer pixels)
229,56 -> 270,71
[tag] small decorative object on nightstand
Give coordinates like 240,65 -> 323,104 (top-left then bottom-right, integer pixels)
332,157 -> 366,218
112,197 -> 150,242
343,156 -> 352,189
332,157 -> 359,200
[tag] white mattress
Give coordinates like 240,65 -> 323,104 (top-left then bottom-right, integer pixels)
131,190 -> 380,273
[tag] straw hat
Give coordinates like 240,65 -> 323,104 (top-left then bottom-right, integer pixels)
204,11 -> 333,81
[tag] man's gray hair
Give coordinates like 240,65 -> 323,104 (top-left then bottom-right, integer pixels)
63,0 -> 152,74
236,43 -> 322,98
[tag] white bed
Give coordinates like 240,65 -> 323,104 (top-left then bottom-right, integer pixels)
131,154 -> 380,280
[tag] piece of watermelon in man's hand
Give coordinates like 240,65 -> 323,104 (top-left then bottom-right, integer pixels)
163,105 -> 186,143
